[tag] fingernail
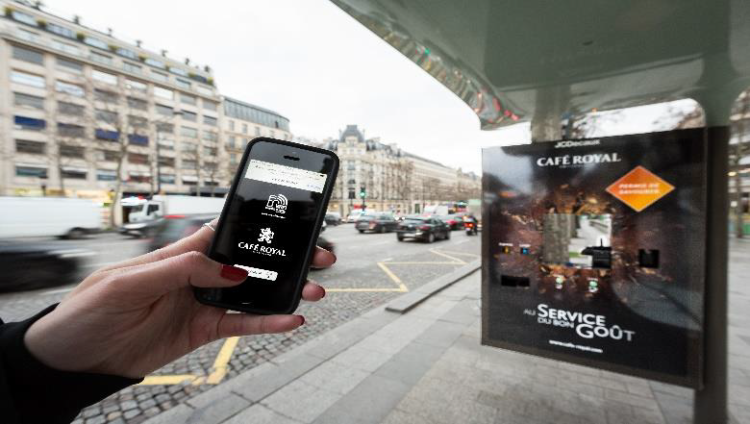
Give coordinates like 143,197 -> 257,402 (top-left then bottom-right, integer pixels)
331,253 -> 337,264
321,289 -> 326,299
298,315 -> 305,326
221,265 -> 248,281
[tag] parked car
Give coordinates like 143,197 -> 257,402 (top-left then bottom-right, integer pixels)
396,216 -> 451,243
0,197 -> 101,239
0,241 -> 93,292
146,214 -> 335,266
346,210 -> 365,223
325,212 -> 342,226
355,213 -> 400,233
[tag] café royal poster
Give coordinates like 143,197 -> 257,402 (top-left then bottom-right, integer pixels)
481,129 -> 706,387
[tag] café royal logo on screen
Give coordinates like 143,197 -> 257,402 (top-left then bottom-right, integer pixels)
536,139 -> 622,168
237,227 -> 287,257
523,304 -> 635,343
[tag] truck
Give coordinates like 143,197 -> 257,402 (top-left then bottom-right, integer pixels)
0,197 -> 102,239
127,195 -> 226,223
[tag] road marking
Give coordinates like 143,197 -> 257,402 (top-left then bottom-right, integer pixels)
428,248 -> 467,264
376,262 -> 409,292
205,337 -> 239,384
139,374 -> 196,385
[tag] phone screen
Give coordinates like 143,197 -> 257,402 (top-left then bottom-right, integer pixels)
203,140 -> 336,313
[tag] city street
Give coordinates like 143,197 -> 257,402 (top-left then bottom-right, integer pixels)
0,223 -> 480,424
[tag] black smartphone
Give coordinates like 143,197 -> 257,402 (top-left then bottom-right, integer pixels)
195,137 -> 339,314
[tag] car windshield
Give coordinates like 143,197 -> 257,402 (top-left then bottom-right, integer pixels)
403,218 -> 426,224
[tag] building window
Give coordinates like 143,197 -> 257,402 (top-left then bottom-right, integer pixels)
10,10 -> 37,25
115,47 -> 138,60
180,93 -> 196,105
156,123 -> 174,134
95,109 -> 118,123
182,176 -> 198,185
255,127 -> 261,136
175,79 -> 191,89
242,124 -> 248,134
84,37 -> 108,50
181,142 -> 198,152
96,150 -> 120,161
203,116 -> 217,126
154,86 -> 173,100
12,45 -> 44,65
90,51 -> 113,65
158,157 -> 175,167
347,160 -> 356,171
96,170 -> 117,181
57,123 -> 86,138
96,129 -> 120,141
56,57 -> 83,73
123,62 -> 142,74
230,153 -> 238,165
17,28 -> 40,42
202,131 -> 218,142
196,85 -> 212,96
151,71 -> 169,82
92,70 -> 118,85
203,147 -> 217,156
95,89 -> 118,103
145,58 -> 166,69
169,66 -> 189,77
229,120 -> 235,131
127,97 -> 147,110
51,41 -> 81,57
11,70 -> 45,88
155,104 -> 173,116
15,140 -> 46,154
47,23 -> 76,39
158,139 -> 175,150
128,115 -> 148,128
56,81 -> 85,97
181,159 -> 198,169
14,92 -> 44,110
181,111 -> 197,122
125,79 -> 147,92
14,116 -> 46,131
15,165 -> 48,178
180,127 -> 198,138
61,168 -> 88,180
128,153 -> 149,164
203,101 -> 218,111
227,136 -> 236,148
60,144 -> 86,158
128,134 -> 149,146
128,172 -> 151,183
58,102 -> 85,116
159,174 -> 176,184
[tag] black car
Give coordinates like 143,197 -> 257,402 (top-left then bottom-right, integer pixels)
324,212 -> 342,226
396,217 -> 451,243
355,213 -> 400,233
0,241 -> 92,292
146,214 -> 335,264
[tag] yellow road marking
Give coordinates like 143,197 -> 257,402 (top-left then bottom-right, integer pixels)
327,287 -> 407,292
205,336 -> 239,384
428,248 -> 467,264
377,262 -> 409,292
139,374 -> 196,385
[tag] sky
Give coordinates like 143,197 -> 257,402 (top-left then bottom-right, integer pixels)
41,0 -> 525,173
41,0 -> 695,173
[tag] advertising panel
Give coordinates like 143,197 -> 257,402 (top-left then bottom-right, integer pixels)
481,129 -> 706,387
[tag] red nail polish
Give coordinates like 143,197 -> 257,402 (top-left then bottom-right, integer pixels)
220,265 -> 248,281
298,316 -> 305,326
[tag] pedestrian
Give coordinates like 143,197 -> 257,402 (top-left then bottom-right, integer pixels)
0,219 -> 333,424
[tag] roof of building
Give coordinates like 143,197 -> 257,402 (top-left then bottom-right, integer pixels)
340,125 -> 365,143
222,96 -> 289,121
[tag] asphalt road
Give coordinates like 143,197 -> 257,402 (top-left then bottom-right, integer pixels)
0,224 -> 480,424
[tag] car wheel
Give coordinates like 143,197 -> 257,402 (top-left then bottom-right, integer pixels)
427,233 -> 435,243
64,228 -> 86,240
358,229 -> 365,233
379,226 -> 385,234
445,230 -> 451,240
397,235 -> 404,241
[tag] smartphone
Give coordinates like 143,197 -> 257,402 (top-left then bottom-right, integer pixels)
195,137 -> 339,314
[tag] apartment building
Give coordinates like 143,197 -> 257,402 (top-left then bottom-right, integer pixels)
222,96 -> 291,176
325,125 -> 481,216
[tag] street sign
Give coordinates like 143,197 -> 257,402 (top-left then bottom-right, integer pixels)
482,128 -> 706,387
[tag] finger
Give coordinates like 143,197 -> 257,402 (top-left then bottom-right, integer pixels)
301,281 -> 325,301
216,313 -> 304,339
99,218 -> 218,272
311,246 -> 336,269
110,251 -> 247,297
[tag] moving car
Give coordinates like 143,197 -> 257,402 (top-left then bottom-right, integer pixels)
346,210 -> 365,223
325,212 -> 342,226
396,216 -> 451,243
128,195 -> 225,223
0,241 -> 92,292
437,214 -> 466,231
0,197 -> 101,239
355,213 -> 399,233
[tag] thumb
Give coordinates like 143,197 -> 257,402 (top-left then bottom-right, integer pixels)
117,251 -> 247,297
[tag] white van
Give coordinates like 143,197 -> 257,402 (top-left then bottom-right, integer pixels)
0,197 -> 102,239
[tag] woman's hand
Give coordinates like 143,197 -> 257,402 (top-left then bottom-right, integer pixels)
23,219 -> 334,379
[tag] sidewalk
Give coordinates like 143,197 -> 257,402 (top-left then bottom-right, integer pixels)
143,242 -> 750,424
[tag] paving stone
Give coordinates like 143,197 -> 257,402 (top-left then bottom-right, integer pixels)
299,359 -> 371,395
261,380 -> 341,423
186,393 -> 250,424
140,404 -> 193,424
374,341 -> 444,386
331,345 -> 392,373
222,404 -> 300,424
84,416 -> 106,424
313,375 -> 410,424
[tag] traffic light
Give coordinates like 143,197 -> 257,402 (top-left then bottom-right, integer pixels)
359,186 -> 366,199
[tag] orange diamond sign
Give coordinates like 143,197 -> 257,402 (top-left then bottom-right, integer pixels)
606,166 -> 675,212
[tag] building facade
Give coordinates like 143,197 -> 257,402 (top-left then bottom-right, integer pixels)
0,1 -> 292,202
222,96 -> 291,177
325,125 -> 480,217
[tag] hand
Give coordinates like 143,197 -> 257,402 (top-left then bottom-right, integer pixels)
24,219 -> 334,379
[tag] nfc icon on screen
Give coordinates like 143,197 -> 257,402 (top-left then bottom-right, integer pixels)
266,194 -> 288,215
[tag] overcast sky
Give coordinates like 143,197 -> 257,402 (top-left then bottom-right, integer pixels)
41,0 -> 529,173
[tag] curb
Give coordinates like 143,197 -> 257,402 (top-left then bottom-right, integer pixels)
384,258 -> 480,314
